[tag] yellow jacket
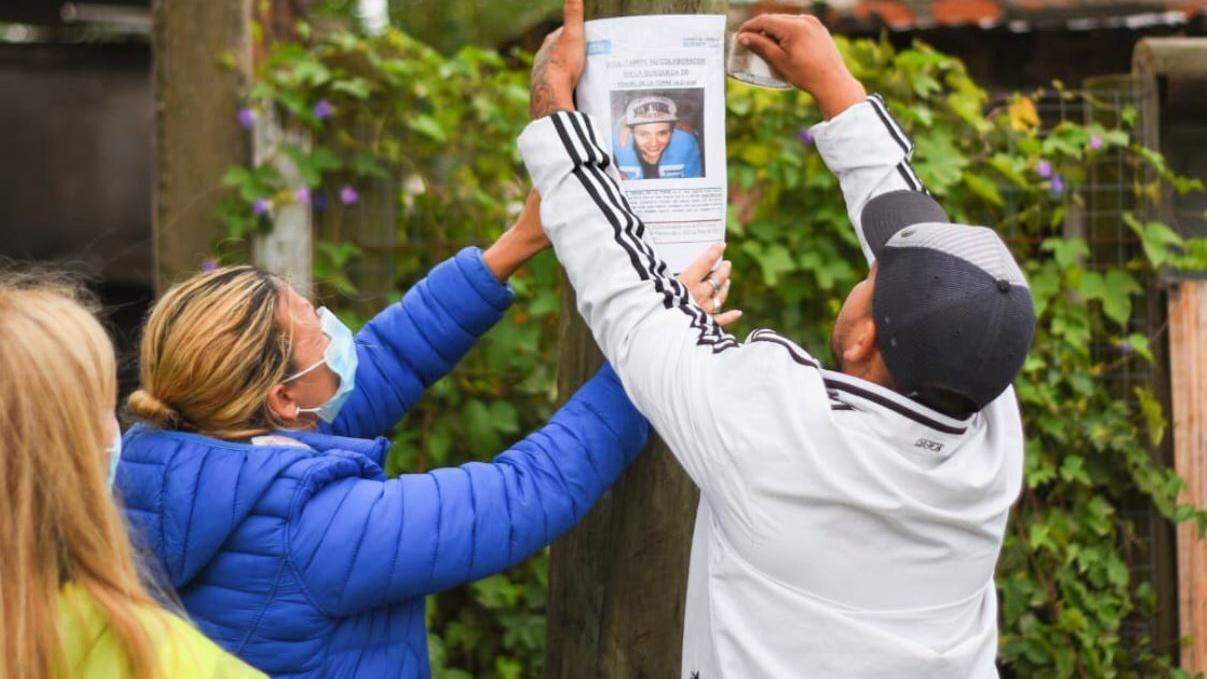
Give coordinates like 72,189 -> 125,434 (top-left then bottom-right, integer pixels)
57,584 -> 265,678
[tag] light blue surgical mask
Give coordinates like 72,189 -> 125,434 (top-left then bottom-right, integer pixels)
283,307 -> 359,423
107,420 -> 122,490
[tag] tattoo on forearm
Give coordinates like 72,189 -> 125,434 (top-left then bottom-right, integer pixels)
531,82 -> 568,118
530,50 -> 571,118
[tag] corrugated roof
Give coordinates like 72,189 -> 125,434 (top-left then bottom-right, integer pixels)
747,0 -> 1207,31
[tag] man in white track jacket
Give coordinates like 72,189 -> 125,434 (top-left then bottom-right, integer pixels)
522,5 -> 1036,677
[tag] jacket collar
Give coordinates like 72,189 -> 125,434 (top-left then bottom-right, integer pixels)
120,424 -> 388,588
278,429 -> 391,467
821,370 -> 979,457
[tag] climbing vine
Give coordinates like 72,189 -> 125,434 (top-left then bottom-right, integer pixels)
219,25 -> 1207,679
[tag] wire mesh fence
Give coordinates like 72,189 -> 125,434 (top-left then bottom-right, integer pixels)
991,74 -> 1180,656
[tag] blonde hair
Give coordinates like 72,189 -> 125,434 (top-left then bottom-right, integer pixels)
127,266 -> 295,441
0,274 -> 161,678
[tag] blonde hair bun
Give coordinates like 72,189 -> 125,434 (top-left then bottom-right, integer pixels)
125,389 -> 182,430
130,265 -> 293,440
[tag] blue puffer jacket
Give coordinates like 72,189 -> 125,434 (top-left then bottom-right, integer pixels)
116,248 -> 650,678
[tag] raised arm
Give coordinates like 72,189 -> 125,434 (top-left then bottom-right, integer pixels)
518,2 -> 934,514
323,197 -> 553,440
321,247 -> 516,440
520,109 -> 747,492
810,94 -> 928,265
292,364 -> 650,615
518,4 -> 799,521
737,14 -> 930,264
323,191 -> 729,445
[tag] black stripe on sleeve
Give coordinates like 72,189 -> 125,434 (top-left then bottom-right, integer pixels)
565,109 -> 598,166
579,111 -> 613,171
550,113 -> 653,287
571,115 -> 736,352
572,113 -> 680,296
567,113 -> 674,303
567,133 -> 678,315
867,95 -> 925,193
868,95 -> 910,154
896,165 -> 919,191
574,117 -> 705,324
554,111 -> 738,354
577,121 -> 738,352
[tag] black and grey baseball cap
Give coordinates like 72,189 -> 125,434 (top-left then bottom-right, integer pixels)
863,190 -> 1036,412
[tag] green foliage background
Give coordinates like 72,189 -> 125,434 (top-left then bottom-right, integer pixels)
220,25 -> 1207,679
390,0 -> 560,54
309,0 -> 560,53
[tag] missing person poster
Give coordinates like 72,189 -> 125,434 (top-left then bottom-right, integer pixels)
577,15 -> 727,273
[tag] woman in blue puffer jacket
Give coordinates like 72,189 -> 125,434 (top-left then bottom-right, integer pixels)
115,192 -> 737,678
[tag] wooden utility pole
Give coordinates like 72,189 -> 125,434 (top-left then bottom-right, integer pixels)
544,2 -> 725,677
152,0 -> 252,292
154,0 -> 316,293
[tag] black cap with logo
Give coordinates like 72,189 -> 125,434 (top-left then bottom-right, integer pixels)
861,190 -> 1036,412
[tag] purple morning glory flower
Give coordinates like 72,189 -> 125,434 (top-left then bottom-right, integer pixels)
313,99 -> 334,120
252,198 -> 271,216
1120,339 -> 1135,355
340,185 -> 360,205
1036,160 -> 1052,178
1050,175 -> 1065,196
200,259 -> 219,273
1089,135 -> 1104,151
295,187 -> 311,205
238,107 -> 257,130
799,128 -> 814,146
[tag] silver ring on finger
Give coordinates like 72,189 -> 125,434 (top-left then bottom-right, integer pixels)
706,275 -> 720,294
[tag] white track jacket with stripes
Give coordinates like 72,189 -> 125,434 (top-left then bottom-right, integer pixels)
519,96 -> 1023,679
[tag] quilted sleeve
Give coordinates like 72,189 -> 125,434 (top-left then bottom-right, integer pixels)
321,247 -> 515,441
289,364 -> 650,616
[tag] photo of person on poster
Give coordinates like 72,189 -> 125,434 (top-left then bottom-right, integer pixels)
611,90 -> 704,180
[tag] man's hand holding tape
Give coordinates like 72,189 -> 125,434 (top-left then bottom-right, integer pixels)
522,4 -> 1036,677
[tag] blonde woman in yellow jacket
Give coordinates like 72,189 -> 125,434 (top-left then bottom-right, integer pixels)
0,275 -> 263,679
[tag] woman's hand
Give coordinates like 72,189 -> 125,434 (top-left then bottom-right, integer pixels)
483,190 -> 550,282
678,243 -> 742,327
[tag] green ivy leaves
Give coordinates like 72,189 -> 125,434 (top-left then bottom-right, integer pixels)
216,25 -> 1207,679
